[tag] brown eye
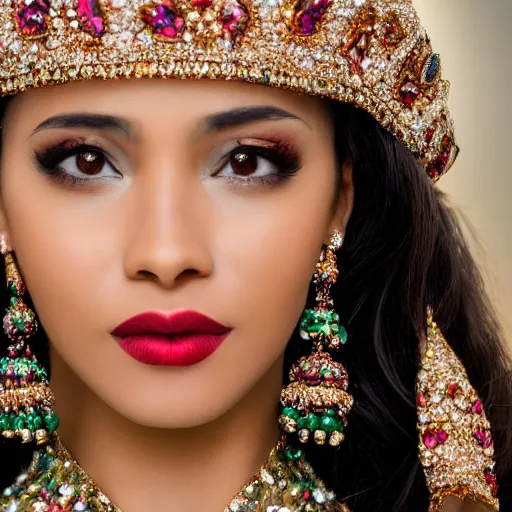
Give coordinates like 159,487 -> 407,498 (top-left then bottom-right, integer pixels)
76,151 -> 105,175
230,151 -> 259,177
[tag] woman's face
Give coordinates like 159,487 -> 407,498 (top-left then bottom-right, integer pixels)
0,79 -> 352,428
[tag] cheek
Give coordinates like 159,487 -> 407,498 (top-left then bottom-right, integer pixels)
213,168 -> 336,357
1,168 -> 122,348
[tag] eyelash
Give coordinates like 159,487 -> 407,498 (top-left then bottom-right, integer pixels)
33,140 -> 301,188
34,141 -> 120,189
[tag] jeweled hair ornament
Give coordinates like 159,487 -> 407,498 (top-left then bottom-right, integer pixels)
0,0 -> 458,181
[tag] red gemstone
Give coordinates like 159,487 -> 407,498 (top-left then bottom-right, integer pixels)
485,470 -> 498,495
425,127 -> 435,144
49,505 -> 64,512
472,400 -> 483,415
191,0 -> 212,6
140,0 -> 185,41
14,0 -> 51,36
77,0 -> 107,37
448,383 -> 459,398
417,393 -> 427,407
220,0 -> 248,41
399,82 -> 420,106
382,12 -> 406,47
304,489 -> 311,499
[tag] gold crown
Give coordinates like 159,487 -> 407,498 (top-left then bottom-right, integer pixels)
0,0 -> 458,180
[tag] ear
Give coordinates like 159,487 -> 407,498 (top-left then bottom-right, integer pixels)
324,159 -> 354,245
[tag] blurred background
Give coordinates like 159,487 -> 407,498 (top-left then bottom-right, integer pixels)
414,0 -> 512,349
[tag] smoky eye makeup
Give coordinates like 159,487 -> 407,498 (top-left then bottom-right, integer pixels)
209,137 -> 303,187
32,138 -> 123,189
31,132 -> 304,191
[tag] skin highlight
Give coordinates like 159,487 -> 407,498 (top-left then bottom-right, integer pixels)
0,78 -> 354,511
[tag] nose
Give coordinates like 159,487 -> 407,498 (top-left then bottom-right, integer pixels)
123,170 -> 213,290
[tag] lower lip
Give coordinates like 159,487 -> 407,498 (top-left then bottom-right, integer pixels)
117,333 -> 229,366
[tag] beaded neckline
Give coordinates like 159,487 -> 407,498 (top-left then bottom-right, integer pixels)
1,434 -> 347,511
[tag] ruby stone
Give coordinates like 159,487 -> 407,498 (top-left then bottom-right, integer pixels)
293,0 -> 329,36
140,1 -> 185,41
14,0 -> 50,36
77,0 -> 107,38
220,0 -> 248,40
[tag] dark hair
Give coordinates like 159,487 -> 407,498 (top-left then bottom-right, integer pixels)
1,95 -> 512,510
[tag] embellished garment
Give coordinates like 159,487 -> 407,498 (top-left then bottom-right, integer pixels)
1,436 -> 348,511
416,310 -> 499,511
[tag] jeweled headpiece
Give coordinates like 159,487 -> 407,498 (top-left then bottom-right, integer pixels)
0,0 -> 458,180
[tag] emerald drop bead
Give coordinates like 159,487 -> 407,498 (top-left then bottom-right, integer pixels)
304,413 -> 320,431
44,413 -> 59,434
324,409 -> 337,417
0,414 -> 11,430
320,415 -> 337,433
282,407 -> 300,421
12,412 -> 26,430
27,413 -> 43,431
339,325 -> 348,344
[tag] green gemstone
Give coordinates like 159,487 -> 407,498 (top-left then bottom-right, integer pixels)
8,282 -> 17,296
282,407 -> 300,421
339,325 -> 348,344
12,412 -> 26,430
304,413 -> 320,431
44,412 -> 59,434
0,414 -> 11,430
285,445 -> 303,461
27,413 -> 43,431
324,409 -> 337,417
320,415 -> 338,433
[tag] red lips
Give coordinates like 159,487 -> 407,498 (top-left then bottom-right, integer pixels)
111,310 -> 231,366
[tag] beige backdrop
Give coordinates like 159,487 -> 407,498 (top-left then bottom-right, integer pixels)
414,0 -> 511,348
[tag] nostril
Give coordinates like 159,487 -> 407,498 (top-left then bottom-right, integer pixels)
137,270 -> 158,280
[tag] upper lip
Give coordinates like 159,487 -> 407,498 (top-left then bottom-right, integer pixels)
111,309 -> 231,337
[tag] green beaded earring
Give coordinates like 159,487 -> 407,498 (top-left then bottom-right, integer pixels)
279,230 -> 354,447
0,235 -> 59,444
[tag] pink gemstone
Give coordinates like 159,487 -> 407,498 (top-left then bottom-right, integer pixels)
292,0 -> 329,36
423,430 -> 437,449
435,429 -> 448,444
14,0 -> 50,36
140,1 -> 185,41
77,0 -> 106,37
472,400 -> 483,415
399,82 -> 420,106
474,429 -> 492,448
220,0 -> 248,41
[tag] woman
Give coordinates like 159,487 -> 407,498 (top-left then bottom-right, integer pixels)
0,0 -> 511,510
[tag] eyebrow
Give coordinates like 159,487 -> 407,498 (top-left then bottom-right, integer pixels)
31,113 -> 133,138
203,106 -> 307,132
29,105 -> 306,139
